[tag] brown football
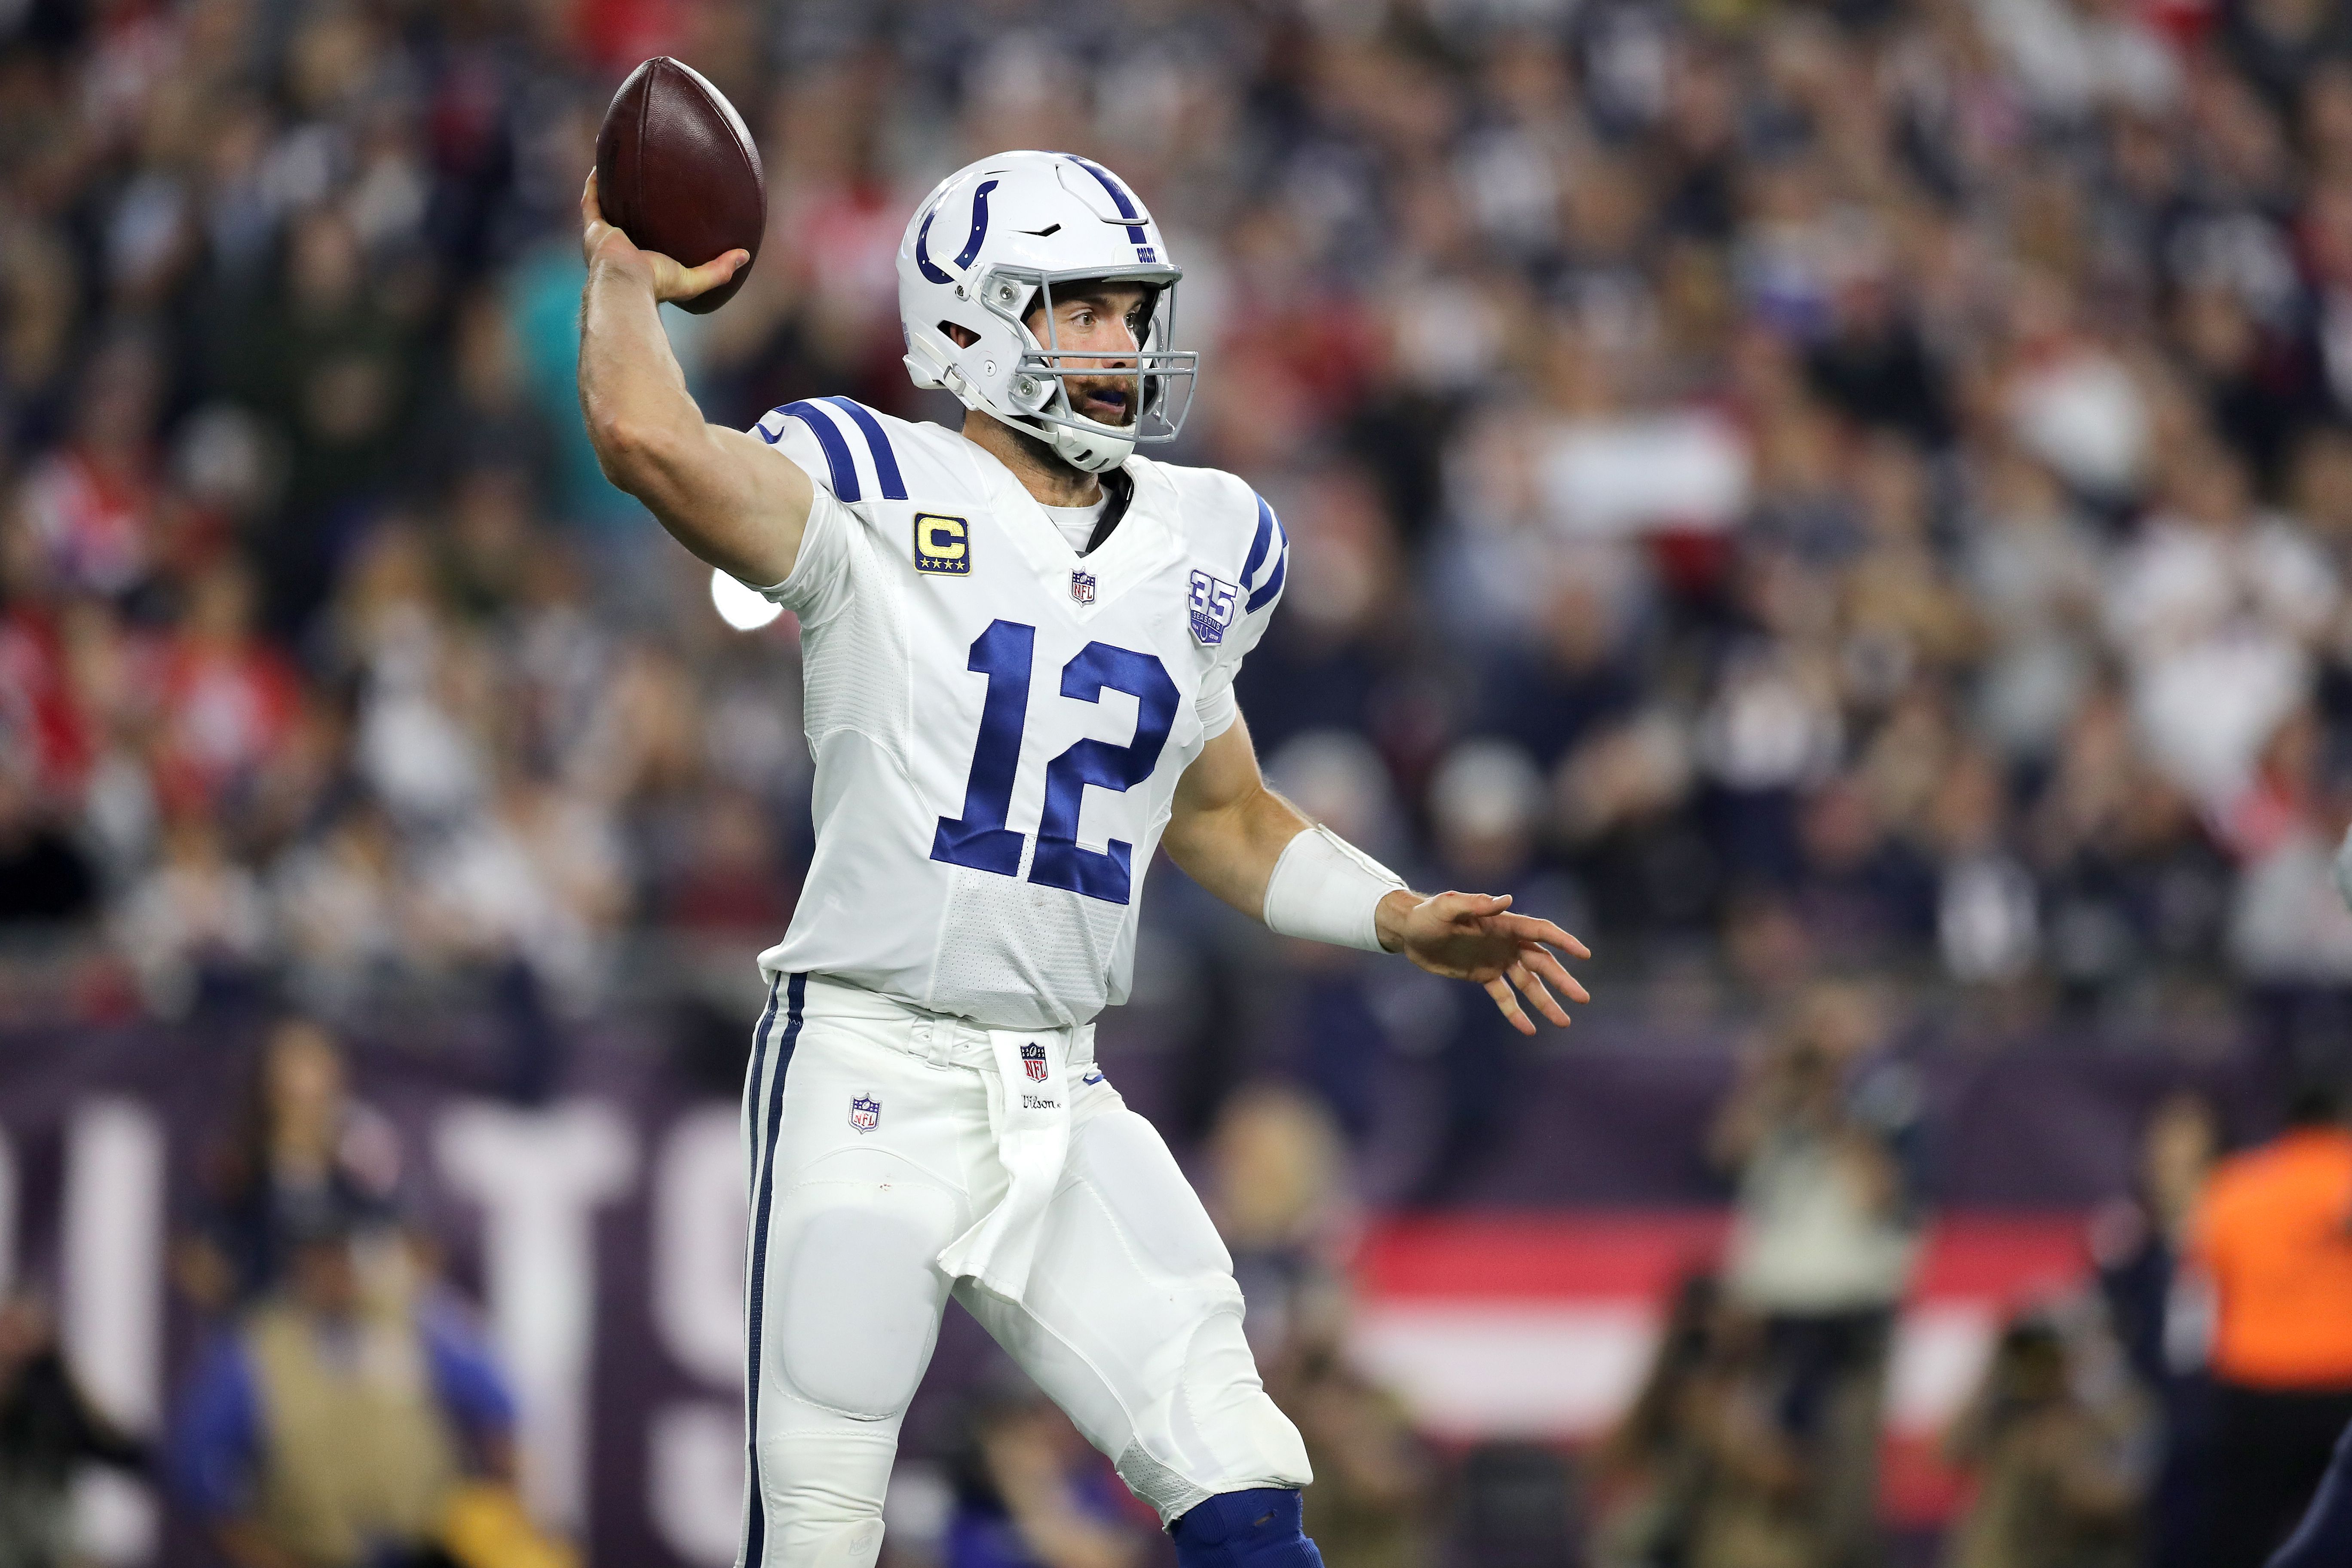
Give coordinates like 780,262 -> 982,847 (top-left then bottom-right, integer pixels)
593,57 -> 766,315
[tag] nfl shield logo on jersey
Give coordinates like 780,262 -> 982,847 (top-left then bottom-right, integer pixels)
849,1094 -> 881,1133
1070,569 -> 1096,604
1188,569 -> 1238,645
1021,1042 -> 1048,1082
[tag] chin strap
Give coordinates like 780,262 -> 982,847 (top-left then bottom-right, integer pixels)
1169,1489 -> 1325,1568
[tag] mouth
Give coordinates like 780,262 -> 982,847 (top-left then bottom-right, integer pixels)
1072,380 -> 1138,428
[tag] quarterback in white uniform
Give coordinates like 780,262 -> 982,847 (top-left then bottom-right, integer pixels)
578,149 -> 1590,1568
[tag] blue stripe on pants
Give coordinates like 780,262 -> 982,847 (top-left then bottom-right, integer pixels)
741,971 -> 806,1567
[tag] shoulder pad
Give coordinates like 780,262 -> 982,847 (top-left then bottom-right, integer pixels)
753,397 -> 926,503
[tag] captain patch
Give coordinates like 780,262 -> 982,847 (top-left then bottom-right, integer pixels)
914,514 -> 970,575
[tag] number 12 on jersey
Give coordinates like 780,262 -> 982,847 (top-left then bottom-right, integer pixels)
929,619 -> 1177,906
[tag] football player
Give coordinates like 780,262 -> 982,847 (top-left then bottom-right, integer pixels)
578,150 -> 1591,1568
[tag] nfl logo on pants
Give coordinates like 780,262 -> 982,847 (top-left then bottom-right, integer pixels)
849,1095 -> 880,1133
1021,1042 -> 1048,1082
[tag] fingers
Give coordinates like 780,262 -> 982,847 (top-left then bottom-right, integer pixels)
1427,891 -> 1512,931
1509,960 -> 1572,1027
665,249 -> 750,301
582,170 -> 601,223
1440,894 -> 1593,962
1490,912 -> 1592,960
1521,944 -> 1592,1004
1484,975 -> 1536,1036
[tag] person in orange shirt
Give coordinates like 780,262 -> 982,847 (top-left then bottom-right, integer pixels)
2189,1081 -> 2352,1568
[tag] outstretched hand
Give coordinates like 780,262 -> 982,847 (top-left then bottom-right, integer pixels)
580,172 -> 747,305
1375,891 -> 1592,1036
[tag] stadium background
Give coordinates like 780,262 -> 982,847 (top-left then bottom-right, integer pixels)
3,0 -> 2352,1563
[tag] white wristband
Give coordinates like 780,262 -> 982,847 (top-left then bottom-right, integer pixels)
1262,826 -> 1408,952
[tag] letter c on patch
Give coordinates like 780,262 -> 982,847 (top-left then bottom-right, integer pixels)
914,514 -> 970,575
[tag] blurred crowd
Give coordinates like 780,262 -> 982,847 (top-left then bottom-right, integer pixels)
1589,996 -> 2352,1568
3,0 -> 2352,1057
0,1002 -> 2338,1568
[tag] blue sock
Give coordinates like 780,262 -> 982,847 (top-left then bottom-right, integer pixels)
1169,1488 -> 1325,1568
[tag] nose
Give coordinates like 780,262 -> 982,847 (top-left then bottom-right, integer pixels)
1063,309 -> 1137,366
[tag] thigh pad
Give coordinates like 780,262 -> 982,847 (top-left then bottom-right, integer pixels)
766,1162 -> 961,1421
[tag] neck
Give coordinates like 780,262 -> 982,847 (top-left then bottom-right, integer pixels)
962,410 -> 1102,507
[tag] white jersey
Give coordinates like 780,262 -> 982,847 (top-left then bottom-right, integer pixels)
749,397 -> 1288,1030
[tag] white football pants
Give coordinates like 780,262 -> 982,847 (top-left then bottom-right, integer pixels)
734,973 -> 1312,1568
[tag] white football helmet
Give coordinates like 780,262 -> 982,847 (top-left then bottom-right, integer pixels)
898,150 -> 1196,473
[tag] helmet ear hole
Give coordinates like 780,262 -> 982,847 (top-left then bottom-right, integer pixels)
939,321 -> 979,349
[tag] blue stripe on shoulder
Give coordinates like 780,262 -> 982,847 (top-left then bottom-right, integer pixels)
1241,494 -> 1277,590
823,396 -> 908,501
1246,542 -> 1286,614
777,401 -> 860,502
1245,496 -> 1287,613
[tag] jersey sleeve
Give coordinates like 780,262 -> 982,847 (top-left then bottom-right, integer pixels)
748,408 -> 858,625
1196,489 -> 1289,739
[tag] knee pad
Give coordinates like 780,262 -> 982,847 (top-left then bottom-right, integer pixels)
1170,1488 -> 1324,1568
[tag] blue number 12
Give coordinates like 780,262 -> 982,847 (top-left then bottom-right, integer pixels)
929,620 -> 1177,906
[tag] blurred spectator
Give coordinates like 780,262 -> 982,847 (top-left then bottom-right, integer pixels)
1591,1272 -> 1724,1566
1411,738 -> 1576,1200
2187,1080 -> 2352,1567
943,1385 -> 1147,1568
1205,1082 -> 1352,1363
1710,982 -> 1922,1568
2102,439 -> 2335,807
269,799 -> 407,1014
0,756 -> 94,928
229,206 -> 422,631
113,813 -> 274,1015
184,1018 -> 402,1309
171,1216 -> 517,1568
1197,1081 -> 1427,1565
0,1292 -> 146,1568
150,559 -> 303,819
18,334 -> 163,603
1593,1276 -> 1818,1568
2088,1093 -> 2220,1568
1452,1442 -> 1583,1568
1939,1308 -> 2150,1568
407,294 -> 556,508
1267,1305 -> 1435,1568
